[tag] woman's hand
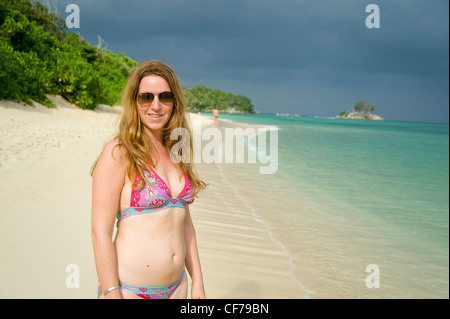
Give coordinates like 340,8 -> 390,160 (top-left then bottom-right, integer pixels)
191,282 -> 206,299
103,289 -> 123,299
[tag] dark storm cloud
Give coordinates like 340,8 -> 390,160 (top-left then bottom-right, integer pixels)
55,0 -> 449,122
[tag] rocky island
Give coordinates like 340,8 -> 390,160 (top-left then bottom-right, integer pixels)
337,100 -> 385,121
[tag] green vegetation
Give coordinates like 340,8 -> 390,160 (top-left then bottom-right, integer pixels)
0,0 -> 255,113
352,99 -> 375,114
338,99 -> 384,121
184,84 -> 255,113
0,0 -> 138,109
339,99 -> 376,117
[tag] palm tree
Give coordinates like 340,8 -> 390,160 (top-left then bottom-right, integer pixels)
353,100 -> 366,113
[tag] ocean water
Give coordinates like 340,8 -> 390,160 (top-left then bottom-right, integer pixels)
211,113 -> 449,298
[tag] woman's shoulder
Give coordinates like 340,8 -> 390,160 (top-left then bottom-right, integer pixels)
99,138 -> 126,167
92,138 -> 127,187
103,138 -> 120,152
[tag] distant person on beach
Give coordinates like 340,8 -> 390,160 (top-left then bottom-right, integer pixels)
213,108 -> 219,127
91,60 -> 207,299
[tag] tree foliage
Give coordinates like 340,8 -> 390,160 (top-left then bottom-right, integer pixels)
0,0 -> 255,112
185,84 -> 255,113
0,1 -> 138,109
352,99 -> 375,114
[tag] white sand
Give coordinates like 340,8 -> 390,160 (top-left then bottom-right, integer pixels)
0,96 -> 303,298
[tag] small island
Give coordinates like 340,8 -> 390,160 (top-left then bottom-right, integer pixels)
337,100 -> 385,121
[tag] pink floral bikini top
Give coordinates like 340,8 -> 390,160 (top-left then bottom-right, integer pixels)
117,166 -> 195,222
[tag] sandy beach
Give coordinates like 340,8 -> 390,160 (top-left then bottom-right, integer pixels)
0,96 -> 303,298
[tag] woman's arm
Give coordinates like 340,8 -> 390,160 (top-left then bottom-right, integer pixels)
184,206 -> 206,299
91,140 -> 125,299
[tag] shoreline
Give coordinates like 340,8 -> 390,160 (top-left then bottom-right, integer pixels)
2,97 -> 447,298
189,111 -> 309,298
0,96 -> 303,298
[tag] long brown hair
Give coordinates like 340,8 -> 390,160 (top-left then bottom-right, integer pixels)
92,60 -> 207,195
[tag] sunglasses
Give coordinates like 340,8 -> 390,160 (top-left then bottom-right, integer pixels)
137,92 -> 175,107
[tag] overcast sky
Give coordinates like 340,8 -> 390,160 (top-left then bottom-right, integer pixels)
53,0 -> 449,123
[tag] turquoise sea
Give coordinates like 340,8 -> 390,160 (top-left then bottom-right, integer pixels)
210,113 -> 449,298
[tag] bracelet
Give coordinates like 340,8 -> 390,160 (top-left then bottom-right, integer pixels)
103,285 -> 120,296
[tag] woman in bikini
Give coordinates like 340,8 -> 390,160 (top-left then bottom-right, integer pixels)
91,60 -> 207,299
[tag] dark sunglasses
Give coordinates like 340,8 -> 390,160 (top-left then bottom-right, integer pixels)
137,92 -> 175,106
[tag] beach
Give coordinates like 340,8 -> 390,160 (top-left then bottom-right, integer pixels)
1,96 -> 448,299
213,112 -> 449,299
0,96 -> 303,298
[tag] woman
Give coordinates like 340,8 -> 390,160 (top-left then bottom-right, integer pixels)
91,60 -> 207,299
